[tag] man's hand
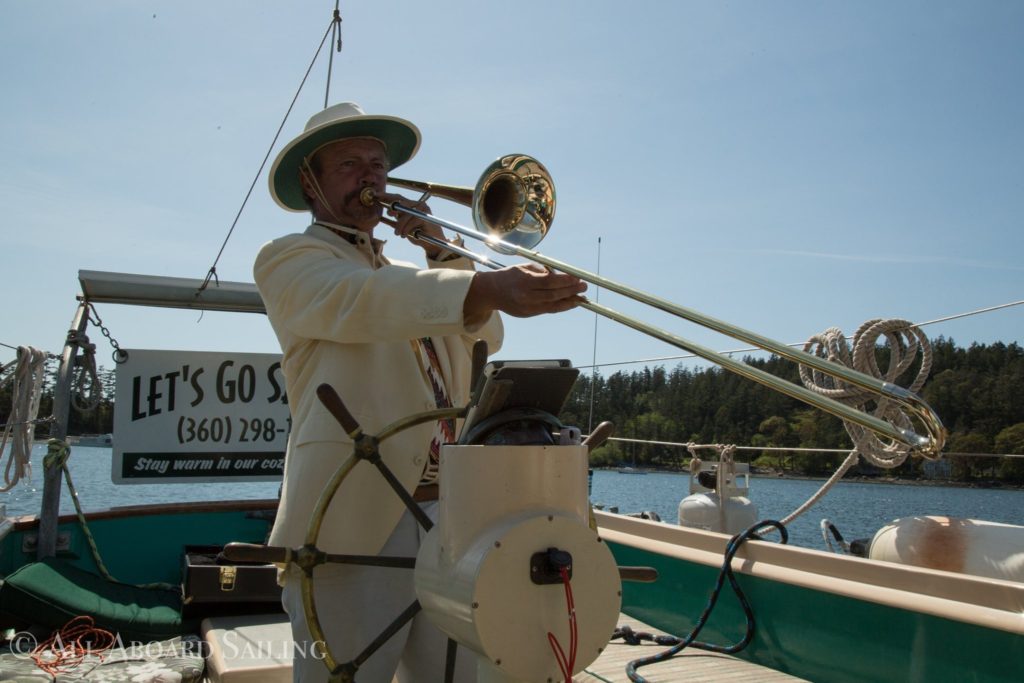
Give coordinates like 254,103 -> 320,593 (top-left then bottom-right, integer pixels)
464,264 -> 587,321
378,192 -> 449,257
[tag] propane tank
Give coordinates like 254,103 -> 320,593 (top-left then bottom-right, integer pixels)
678,448 -> 758,535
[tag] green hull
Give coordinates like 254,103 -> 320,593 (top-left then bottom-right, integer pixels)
3,504 -> 1022,682
0,501 -> 274,585
600,511 -> 1024,683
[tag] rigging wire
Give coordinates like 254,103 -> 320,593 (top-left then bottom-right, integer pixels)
577,298 -> 1024,371
1,340 -> 56,358
602,436 -> 1024,459
197,10 -> 342,297
324,1 -> 343,108
915,299 -> 1024,328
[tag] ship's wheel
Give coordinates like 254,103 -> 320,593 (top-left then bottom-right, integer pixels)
224,382 -> 467,682
223,350 -> 649,682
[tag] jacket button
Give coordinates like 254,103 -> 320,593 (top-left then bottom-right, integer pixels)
413,455 -> 425,466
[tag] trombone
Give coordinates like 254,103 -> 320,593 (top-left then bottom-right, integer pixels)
361,154 -> 947,458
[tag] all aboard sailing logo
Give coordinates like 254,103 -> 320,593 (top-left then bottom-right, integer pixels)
113,349 -> 289,484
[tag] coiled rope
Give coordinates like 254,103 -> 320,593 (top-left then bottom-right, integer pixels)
617,520 -> 788,682
764,318 -> 933,532
69,330 -> 103,413
800,318 -> 932,468
0,346 -> 49,492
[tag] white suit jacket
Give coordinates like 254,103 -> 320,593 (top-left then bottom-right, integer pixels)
254,223 -> 503,556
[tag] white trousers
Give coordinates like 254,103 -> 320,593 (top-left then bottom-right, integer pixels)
281,502 -> 478,683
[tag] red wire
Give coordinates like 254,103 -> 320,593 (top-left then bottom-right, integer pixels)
548,632 -> 570,680
546,566 -> 578,682
562,566 -> 578,675
31,615 -> 116,676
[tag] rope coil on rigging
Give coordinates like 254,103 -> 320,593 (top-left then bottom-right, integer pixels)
800,318 -> 933,467
68,329 -> 102,413
0,346 -> 49,492
755,318 -> 936,534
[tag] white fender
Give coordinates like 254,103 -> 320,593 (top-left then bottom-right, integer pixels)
868,516 -> 1024,583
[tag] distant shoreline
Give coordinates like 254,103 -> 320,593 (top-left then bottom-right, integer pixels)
594,467 -> 1024,491
753,472 -> 1024,491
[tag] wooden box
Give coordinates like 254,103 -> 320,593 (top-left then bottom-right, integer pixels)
181,545 -> 282,617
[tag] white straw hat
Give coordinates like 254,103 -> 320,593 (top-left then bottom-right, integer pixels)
269,102 -> 421,212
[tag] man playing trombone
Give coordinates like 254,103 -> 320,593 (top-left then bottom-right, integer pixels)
255,102 -> 585,682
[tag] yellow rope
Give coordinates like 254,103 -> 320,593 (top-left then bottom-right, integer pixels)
44,439 -> 176,591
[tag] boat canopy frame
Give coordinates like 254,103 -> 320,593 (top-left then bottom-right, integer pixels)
36,272 -> 267,559
78,270 -> 266,315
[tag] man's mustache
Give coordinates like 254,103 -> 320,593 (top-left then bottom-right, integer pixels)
343,189 -> 367,205
344,186 -> 384,207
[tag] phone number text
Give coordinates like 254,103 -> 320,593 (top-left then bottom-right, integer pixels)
176,416 -> 291,445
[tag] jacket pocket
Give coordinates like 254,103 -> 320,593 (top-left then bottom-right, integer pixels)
293,403 -> 362,447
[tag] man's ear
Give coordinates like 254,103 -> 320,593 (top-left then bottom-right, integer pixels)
299,169 -> 317,204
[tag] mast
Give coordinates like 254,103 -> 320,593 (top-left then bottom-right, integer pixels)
36,301 -> 89,559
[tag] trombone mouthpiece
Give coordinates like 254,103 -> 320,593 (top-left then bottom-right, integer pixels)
359,187 -> 378,207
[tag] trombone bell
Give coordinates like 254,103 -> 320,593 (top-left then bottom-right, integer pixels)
472,155 -> 554,252
371,154 -> 555,253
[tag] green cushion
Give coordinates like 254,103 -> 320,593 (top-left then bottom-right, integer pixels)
0,559 -> 193,642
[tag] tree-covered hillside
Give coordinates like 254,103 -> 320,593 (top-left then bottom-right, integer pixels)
560,338 -> 1024,482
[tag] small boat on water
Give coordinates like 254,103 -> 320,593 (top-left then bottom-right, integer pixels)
69,433 -> 113,448
0,270 -> 1020,682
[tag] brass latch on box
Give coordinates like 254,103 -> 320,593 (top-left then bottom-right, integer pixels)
219,566 -> 237,592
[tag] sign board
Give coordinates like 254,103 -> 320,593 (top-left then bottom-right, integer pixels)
113,349 -> 289,484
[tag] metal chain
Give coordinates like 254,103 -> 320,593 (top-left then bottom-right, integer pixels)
86,303 -> 128,364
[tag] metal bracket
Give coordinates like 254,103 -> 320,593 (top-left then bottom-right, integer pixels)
22,531 -> 71,554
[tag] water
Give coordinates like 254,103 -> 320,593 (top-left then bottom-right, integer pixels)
1,444 -> 279,519
4,445 -> 1023,551
591,469 -> 1024,549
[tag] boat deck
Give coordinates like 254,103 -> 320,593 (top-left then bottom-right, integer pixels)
577,614 -> 808,682
193,611 -> 809,683
192,610 -> 806,683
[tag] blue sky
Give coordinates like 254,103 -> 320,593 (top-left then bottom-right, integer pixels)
2,1 -> 1021,376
